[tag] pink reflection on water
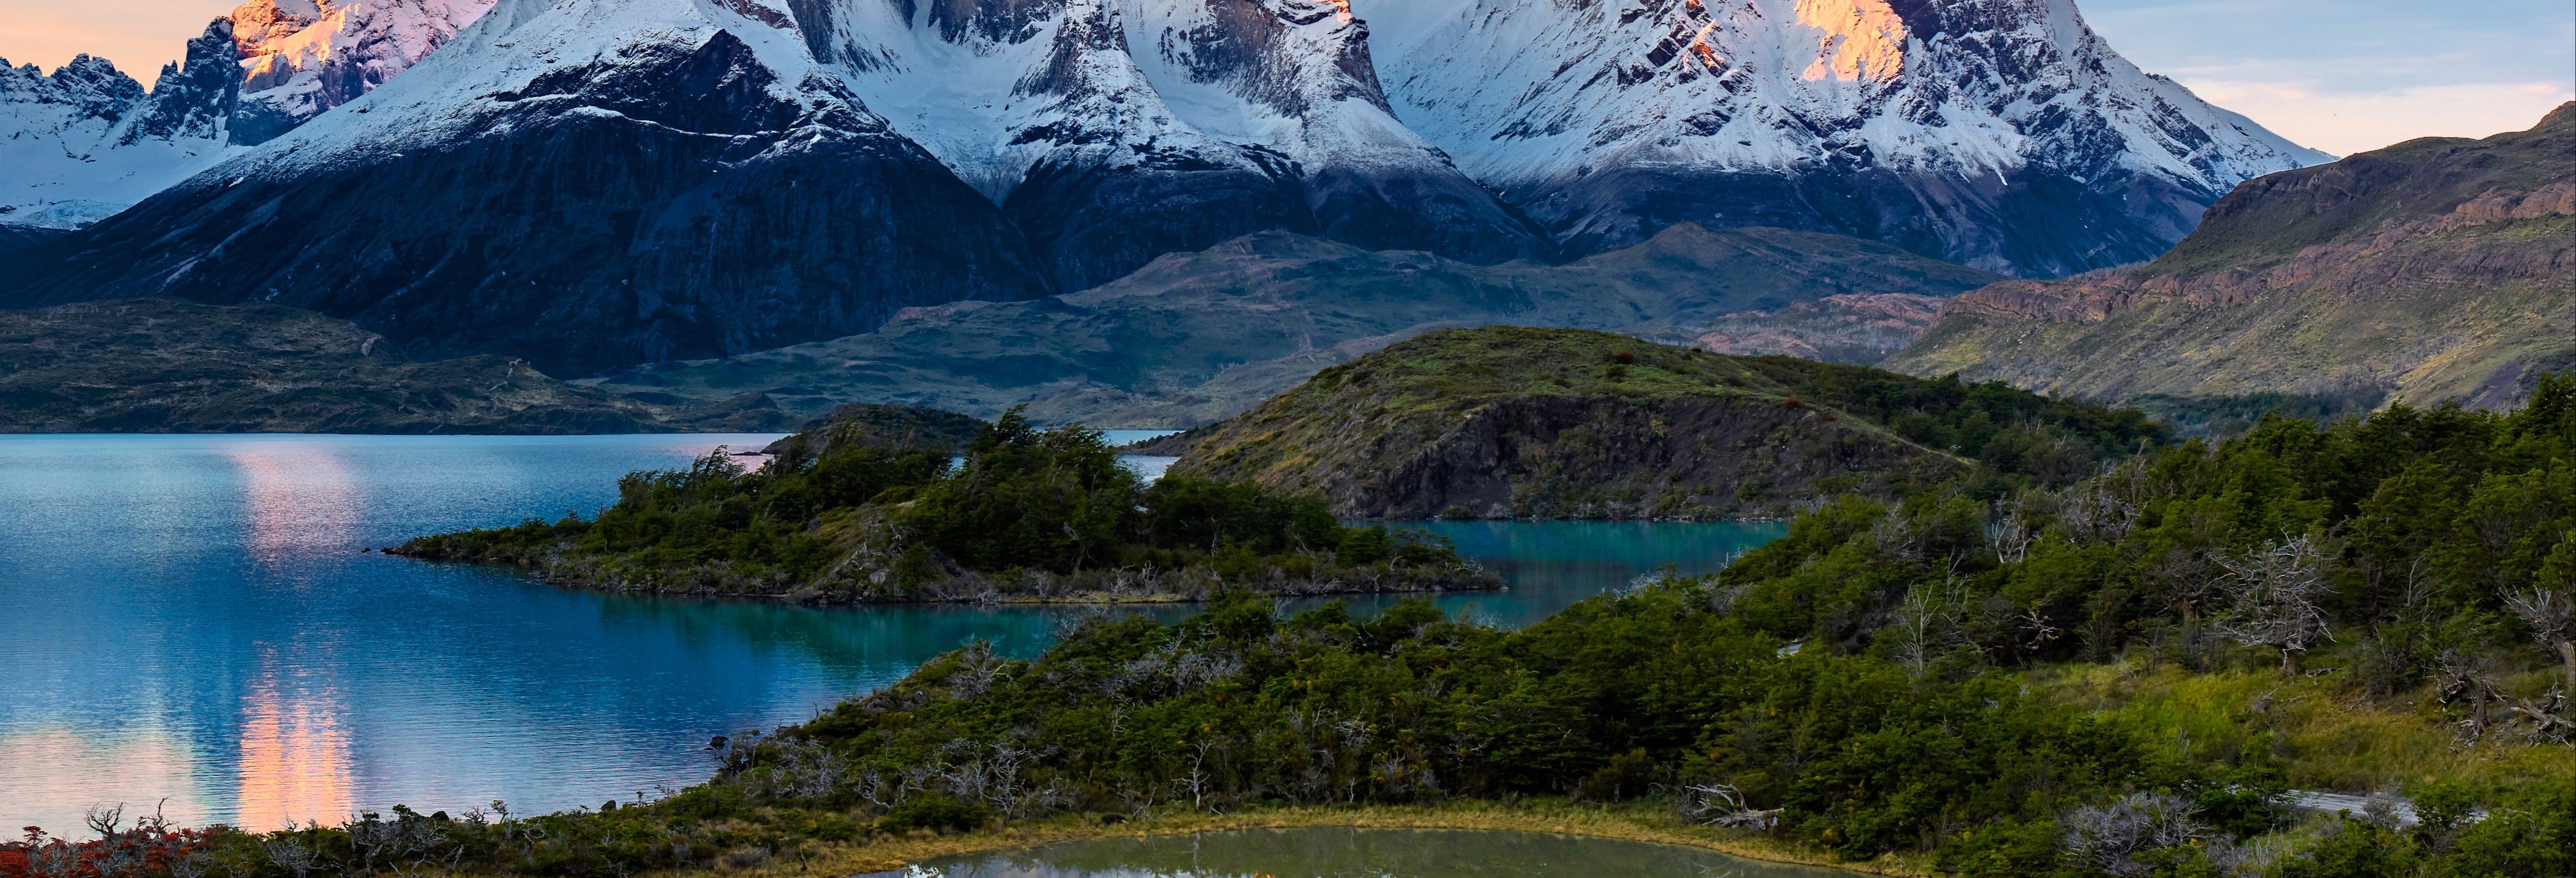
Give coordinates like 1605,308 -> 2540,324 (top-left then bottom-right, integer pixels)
235,648 -> 353,830
224,443 -> 361,561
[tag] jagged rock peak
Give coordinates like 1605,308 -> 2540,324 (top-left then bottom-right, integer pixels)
128,19 -> 243,144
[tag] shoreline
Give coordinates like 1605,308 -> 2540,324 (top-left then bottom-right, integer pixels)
684,801 -> 1928,877
387,552 -> 1508,607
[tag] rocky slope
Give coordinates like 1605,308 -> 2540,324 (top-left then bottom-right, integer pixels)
1155,327 -> 1988,519
0,297 -> 790,433
0,0 -> 1057,377
587,223 -> 2002,426
1885,103 -> 2576,411
1695,292 -> 1947,363
1361,0 -> 2328,276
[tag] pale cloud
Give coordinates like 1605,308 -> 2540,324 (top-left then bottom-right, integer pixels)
2082,0 -> 2576,154
2185,81 -> 2575,157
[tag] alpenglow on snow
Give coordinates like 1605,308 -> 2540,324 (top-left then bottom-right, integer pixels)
2,0 -> 2327,372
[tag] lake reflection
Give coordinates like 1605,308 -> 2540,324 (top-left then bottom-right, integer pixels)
914,827 -> 1851,877
1,435 -> 1778,834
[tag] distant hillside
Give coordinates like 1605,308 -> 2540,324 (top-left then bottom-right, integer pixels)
1886,103 -> 2576,411
0,298 -> 788,433
593,225 -> 2001,428
0,223 -> 66,257
1157,327 -> 2165,519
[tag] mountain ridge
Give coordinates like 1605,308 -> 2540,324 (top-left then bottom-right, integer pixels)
3,0 -> 2325,374
1883,103 -> 2576,411
582,222 -> 2003,427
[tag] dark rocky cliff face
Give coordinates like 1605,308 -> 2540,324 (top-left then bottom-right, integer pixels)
1320,392 -> 1956,519
0,30 -> 1055,378
124,19 -> 242,144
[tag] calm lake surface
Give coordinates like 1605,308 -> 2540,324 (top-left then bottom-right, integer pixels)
912,827 -> 1851,877
0,434 -> 1781,834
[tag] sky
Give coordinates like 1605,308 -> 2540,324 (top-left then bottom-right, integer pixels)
0,0 -> 2569,156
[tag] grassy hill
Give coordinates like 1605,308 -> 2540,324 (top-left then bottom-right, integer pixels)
1885,103 -> 2575,414
0,298 -> 787,433
1158,327 -> 2165,519
588,225 -> 2001,427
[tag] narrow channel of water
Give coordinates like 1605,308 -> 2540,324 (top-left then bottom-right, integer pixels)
0,435 -> 1780,833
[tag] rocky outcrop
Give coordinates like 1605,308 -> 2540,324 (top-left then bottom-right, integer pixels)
1887,104 -> 2576,410
1168,326 -> 1968,519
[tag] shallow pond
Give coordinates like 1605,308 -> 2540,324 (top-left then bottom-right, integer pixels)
908,827 -> 1852,877
0,435 -> 1779,832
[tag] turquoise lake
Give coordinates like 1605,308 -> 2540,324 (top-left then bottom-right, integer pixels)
0,434 -> 1782,834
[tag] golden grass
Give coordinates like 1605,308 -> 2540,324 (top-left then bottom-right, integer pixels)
676,800 -> 1929,878
2033,660 -> 2574,795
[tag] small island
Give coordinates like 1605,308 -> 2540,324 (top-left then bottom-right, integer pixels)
390,407 -> 1498,603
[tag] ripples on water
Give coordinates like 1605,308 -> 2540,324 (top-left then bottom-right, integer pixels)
0,434 -> 1779,834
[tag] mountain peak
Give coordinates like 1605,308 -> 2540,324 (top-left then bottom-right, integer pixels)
1359,0 -> 2331,276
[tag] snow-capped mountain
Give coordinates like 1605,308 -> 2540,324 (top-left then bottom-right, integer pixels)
4,0 -> 2332,373
802,0 -> 1552,288
0,0 -> 492,227
0,0 -> 1054,376
1358,0 -> 2333,275
230,0 -> 500,144
0,23 -> 242,229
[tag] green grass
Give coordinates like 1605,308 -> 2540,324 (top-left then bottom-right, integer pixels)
2038,661 -> 2574,796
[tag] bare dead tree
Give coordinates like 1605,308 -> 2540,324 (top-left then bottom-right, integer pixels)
1675,782 -> 1779,830
2211,535 -> 2334,674
2062,793 -> 2209,877
2502,582 -> 2576,689
1891,575 -> 1968,678
83,804 -> 124,839
1986,502 -> 2035,564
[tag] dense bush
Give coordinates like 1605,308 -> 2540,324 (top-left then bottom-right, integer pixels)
394,410 -> 1478,597
1745,359 -> 2173,488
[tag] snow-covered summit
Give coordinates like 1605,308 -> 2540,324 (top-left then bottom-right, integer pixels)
801,0 -> 1551,285
1357,0 -> 2332,274
229,0 -> 500,144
